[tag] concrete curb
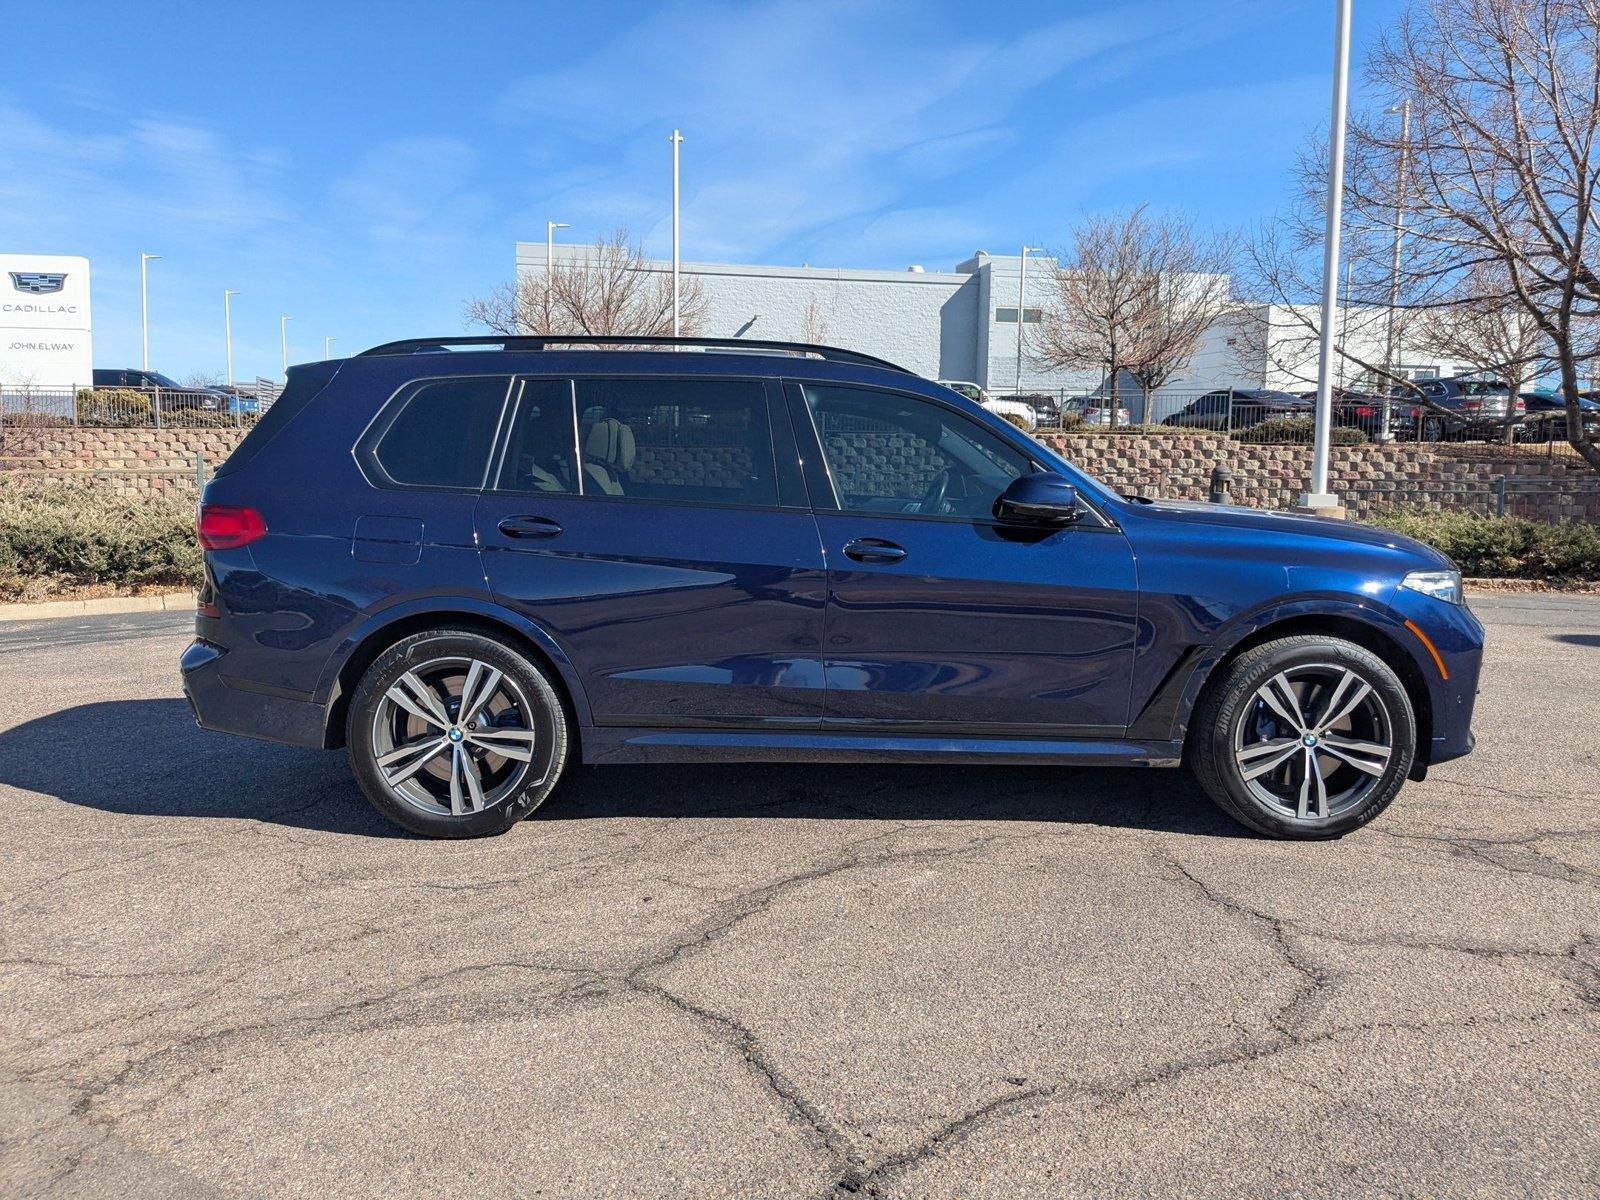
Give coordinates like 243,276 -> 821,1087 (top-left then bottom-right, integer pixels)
0,591 -> 195,623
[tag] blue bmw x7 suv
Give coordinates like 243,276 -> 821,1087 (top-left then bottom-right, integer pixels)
182,336 -> 1483,840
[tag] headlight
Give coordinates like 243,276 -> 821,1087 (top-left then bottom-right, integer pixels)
1400,569 -> 1463,605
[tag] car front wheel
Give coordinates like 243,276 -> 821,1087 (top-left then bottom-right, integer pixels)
1189,635 -> 1416,839
346,628 -> 569,838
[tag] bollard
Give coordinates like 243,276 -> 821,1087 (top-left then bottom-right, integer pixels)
1209,463 -> 1234,504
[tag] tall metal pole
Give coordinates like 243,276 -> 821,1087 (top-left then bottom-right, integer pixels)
280,315 -> 293,379
1015,247 -> 1042,395
1380,97 -> 1411,443
224,290 -> 240,386
546,219 -> 569,323
670,129 -> 683,337
140,253 -> 160,370
324,336 -> 335,360
1302,0 -> 1353,512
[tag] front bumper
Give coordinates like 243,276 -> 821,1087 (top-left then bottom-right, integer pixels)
181,638 -> 328,749
1387,589 -> 1485,766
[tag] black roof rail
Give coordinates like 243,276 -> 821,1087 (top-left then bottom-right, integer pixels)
355,334 -> 915,375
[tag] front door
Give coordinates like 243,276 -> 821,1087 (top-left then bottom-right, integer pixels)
476,375 -> 827,728
791,382 -> 1138,735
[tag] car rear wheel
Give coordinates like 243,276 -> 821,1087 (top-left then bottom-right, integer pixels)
347,629 -> 568,838
1189,635 -> 1415,839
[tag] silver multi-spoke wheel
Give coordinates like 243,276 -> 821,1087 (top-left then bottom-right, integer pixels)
370,656 -> 544,819
1232,663 -> 1394,823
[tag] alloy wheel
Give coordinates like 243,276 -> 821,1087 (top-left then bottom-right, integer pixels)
369,656 -> 544,818
1232,664 -> 1394,822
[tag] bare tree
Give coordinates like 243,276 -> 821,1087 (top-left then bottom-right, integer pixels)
1342,0 -> 1600,470
1412,264 -> 1551,440
800,296 -> 830,345
1035,206 -> 1233,423
465,230 -> 708,338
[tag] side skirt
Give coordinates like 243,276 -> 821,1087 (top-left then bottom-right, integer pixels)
582,727 -> 1185,767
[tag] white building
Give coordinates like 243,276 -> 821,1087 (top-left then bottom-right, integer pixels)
516,242 -> 1087,393
514,242 -> 1469,406
0,254 -> 93,390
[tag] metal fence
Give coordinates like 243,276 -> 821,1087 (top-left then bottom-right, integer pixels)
1001,387 -> 1598,451
0,379 -> 281,429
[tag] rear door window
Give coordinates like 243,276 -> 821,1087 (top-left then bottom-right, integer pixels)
572,378 -> 779,507
370,376 -> 510,489
496,379 -> 579,494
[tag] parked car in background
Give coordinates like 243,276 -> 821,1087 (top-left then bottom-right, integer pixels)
937,379 -> 1036,430
1163,389 -> 1308,432
1518,390 -> 1600,442
208,383 -> 263,415
182,334 -> 1482,842
1395,377 -> 1524,442
93,368 -> 228,411
1008,393 -> 1059,425
1295,389 -> 1400,439
1064,397 -> 1134,427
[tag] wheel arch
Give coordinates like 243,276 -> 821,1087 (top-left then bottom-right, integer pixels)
1135,605 -> 1435,775
315,599 -> 591,751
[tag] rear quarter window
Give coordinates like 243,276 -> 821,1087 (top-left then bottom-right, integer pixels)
368,376 -> 511,490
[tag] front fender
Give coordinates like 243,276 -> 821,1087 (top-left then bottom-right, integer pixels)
1127,590 -> 1428,746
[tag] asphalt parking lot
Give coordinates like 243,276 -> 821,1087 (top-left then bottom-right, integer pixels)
1,594 -> 1596,1198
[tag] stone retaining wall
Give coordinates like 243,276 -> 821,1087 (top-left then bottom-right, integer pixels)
2,425 -> 1598,520
0,427 -> 246,495
1041,434 -> 1600,521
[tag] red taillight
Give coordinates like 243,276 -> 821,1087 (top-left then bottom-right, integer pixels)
1462,399 -> 1482,412
197,504 -> 267,550
1355,406 -> 1374,417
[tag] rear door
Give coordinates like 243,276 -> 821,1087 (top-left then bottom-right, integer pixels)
476,374 -> 827,728
792,381 -> 1138,735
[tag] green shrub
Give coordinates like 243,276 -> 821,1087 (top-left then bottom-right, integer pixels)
0,485 -> 201,598
1365,508 -> 1600,581
1240,416 -> 1367,445
76,388 -> 152,426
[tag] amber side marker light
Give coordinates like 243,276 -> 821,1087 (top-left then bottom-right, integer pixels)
1404,619 -> 1449,680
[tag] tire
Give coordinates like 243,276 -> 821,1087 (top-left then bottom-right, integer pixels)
346,628 -> 569,838
1189,635 -> 1416,839
1421,416 -> 1445,442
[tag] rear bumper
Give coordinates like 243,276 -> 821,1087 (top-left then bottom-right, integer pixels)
181,638 -> 327,749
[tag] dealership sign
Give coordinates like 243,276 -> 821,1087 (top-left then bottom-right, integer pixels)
0,254 -> 93,389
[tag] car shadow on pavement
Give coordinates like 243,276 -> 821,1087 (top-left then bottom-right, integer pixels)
1551,632 -> 1600,648
1,699 -> 1243,840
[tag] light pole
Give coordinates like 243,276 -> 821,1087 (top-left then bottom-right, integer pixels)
140,253 -> 161,370
224,290 -> 240,386
1301,0 -> 1353,515
280,315 -> 293,379
546,219 -> 569,301
1379,96 -> 1412,443
324,336 -> 335,360
669,128 -> 683,337
1015,246 -> 1044,395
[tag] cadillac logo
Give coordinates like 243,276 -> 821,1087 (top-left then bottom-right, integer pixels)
10,272 -> 67,295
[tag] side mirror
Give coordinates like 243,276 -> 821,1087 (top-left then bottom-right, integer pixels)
993,473 -> 1081,525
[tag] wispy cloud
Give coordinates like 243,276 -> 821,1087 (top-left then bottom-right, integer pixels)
495,0 -> 1267,265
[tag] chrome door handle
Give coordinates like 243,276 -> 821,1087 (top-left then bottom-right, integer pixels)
497,515 -> 563,539
842,537 -> 907,564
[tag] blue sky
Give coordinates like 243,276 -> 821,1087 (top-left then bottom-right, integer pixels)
4,0 -> 1404,380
